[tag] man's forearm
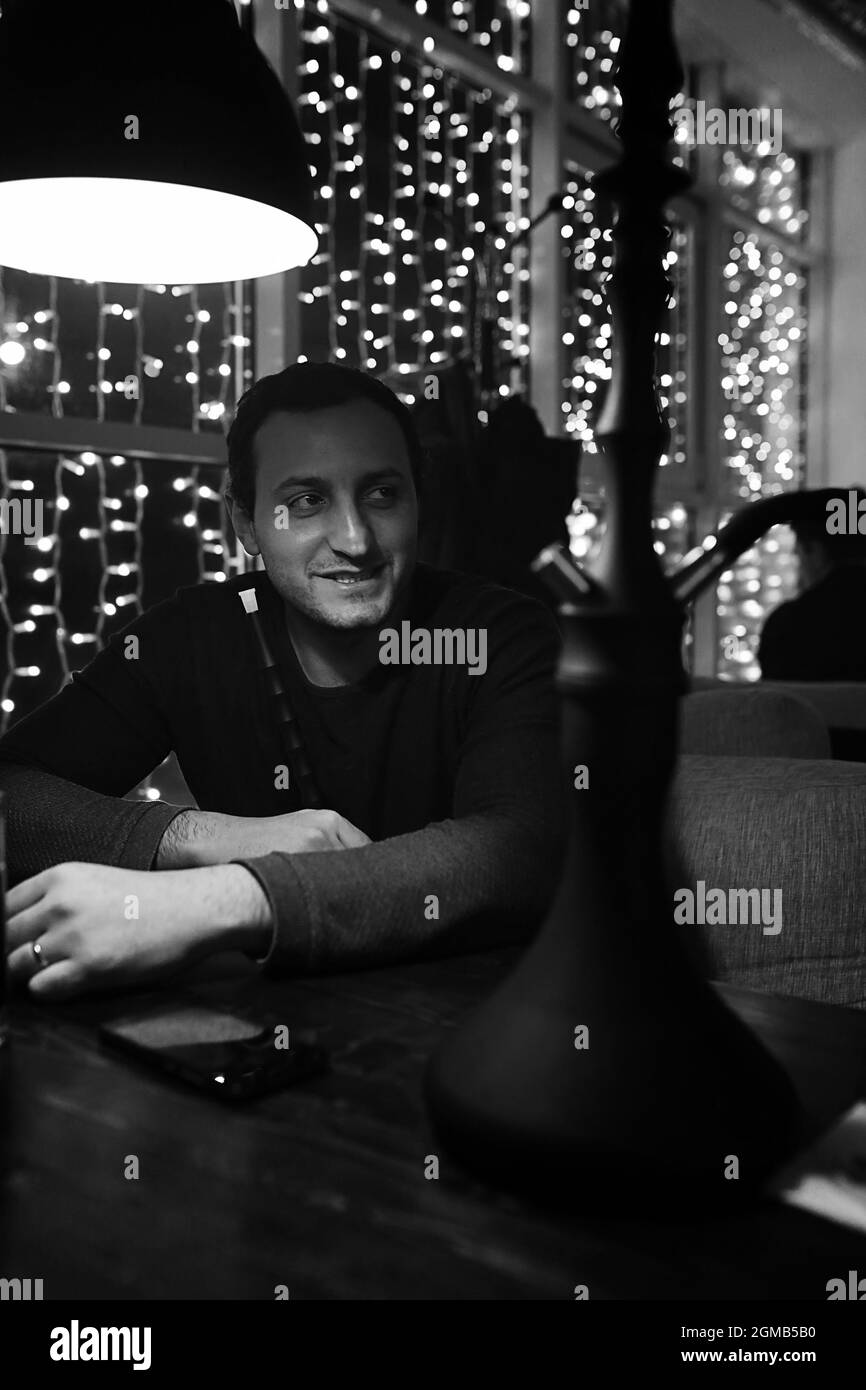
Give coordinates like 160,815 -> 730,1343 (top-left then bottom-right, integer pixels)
236,810 -> 567,977
0,761 -> 195,882
155,808 -> 234,869
193,864 -> 274,958
232,721 -> 569,976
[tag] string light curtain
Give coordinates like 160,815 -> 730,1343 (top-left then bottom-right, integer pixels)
715,137 -> 809,681
294,0 -> 531,411
561,156 -> 694,578
559,7 -> 809,681
0,268 -> 252,732
566,7 -> 696,177
566,1 -> 623,129
392,0 -> 532,72
561,4 -> 695,577
0,272 -> 248,428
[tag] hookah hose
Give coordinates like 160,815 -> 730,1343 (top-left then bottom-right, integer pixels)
238,586 -> 324,810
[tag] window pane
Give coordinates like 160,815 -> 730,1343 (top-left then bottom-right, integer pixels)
0,270 -> 249,432
716,224 -> 808,679
296,7 -> 531,407
560,158 -> 692,575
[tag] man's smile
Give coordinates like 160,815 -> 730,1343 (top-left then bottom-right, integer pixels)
313,562 -> 388,589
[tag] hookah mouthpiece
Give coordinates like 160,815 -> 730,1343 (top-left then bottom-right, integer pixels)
238,586 -> 323,810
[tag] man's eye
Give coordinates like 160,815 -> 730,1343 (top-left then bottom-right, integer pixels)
366,486 -> 398,504
288,493 -> 324,511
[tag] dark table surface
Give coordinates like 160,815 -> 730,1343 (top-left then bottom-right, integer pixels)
1,946 -> 865,1300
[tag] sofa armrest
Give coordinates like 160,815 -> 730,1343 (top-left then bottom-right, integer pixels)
665,754 -> 866,1008
680,687 -> 831,759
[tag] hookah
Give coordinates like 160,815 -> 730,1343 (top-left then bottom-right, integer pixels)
424,0 -> 803,1210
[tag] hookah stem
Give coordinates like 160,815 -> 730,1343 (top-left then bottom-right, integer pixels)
246,609 -> 324,811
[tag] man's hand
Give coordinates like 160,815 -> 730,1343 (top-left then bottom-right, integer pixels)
157,808 -> 371,869
5,861 -> 273,1001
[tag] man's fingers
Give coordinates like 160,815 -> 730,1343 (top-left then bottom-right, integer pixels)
6,940 -> 59,986
5,903 -> 51,952
8,942 -> 85,999
27,959 -> 84,1001
318,809 -> 371,849
334,819 -> 371,849
6,870 -> 52,918
290,808 -> 370,850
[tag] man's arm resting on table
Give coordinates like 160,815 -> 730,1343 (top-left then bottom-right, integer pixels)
155,808 -> 232,868
190,862 -> 277,964
155,806 -> 372,868
5,860 -> 274,1000
235,804 -> 568,977
231,709 -> 568,976
204,864 -> 274,958
0,757 -> 370,878
0,760 -> 200,882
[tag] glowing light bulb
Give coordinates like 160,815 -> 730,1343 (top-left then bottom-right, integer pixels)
0,340 -> 26,366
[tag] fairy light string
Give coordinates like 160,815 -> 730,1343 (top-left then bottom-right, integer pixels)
295,0 -> 531,406
0,269 -> 250,792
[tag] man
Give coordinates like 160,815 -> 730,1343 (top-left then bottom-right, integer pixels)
0,362 -> 566,1000
759,493 -> 866,680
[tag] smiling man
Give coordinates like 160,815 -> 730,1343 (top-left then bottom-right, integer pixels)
0,362 -> 566,1000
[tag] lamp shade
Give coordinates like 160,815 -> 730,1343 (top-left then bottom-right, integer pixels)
0,0 -> 319,283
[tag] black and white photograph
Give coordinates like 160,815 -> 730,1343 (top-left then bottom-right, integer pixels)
0,0 -> 865,1356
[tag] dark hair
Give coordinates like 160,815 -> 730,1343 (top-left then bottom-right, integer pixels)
225,361 -> 425,516
792,487 -> 866,565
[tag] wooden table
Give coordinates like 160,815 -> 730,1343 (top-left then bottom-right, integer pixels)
1,946 -> 865,1300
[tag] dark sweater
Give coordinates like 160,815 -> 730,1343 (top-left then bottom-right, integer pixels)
759,565 -> 866,681
0,563 -> 567,975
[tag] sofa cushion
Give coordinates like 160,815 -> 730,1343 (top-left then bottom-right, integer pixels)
666,754 -> 866,1008
762,682 -> 866,729
680,688 -> 831,759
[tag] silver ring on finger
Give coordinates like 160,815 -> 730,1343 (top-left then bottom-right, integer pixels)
31,939 -> 49,970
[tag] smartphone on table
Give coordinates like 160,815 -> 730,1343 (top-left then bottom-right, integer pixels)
99,998 -> 329,1102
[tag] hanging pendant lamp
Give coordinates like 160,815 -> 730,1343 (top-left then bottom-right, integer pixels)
0,0 -> 318,284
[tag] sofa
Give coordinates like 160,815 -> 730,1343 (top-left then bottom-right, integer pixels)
669,685 -> 866,1009
692,677 -> 866,761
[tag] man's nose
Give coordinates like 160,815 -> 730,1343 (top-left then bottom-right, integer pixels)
328,502 -> 374,556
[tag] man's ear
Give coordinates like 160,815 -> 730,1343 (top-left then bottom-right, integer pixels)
225,492 -> 260,558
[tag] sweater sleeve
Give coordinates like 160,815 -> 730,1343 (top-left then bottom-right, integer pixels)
0,594 -> 196,884
233,597 -> 568,975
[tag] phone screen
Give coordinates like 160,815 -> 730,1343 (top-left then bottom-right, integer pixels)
100,1001 -> 328,1100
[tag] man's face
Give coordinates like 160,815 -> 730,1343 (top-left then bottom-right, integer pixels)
232,399 -> 418,630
